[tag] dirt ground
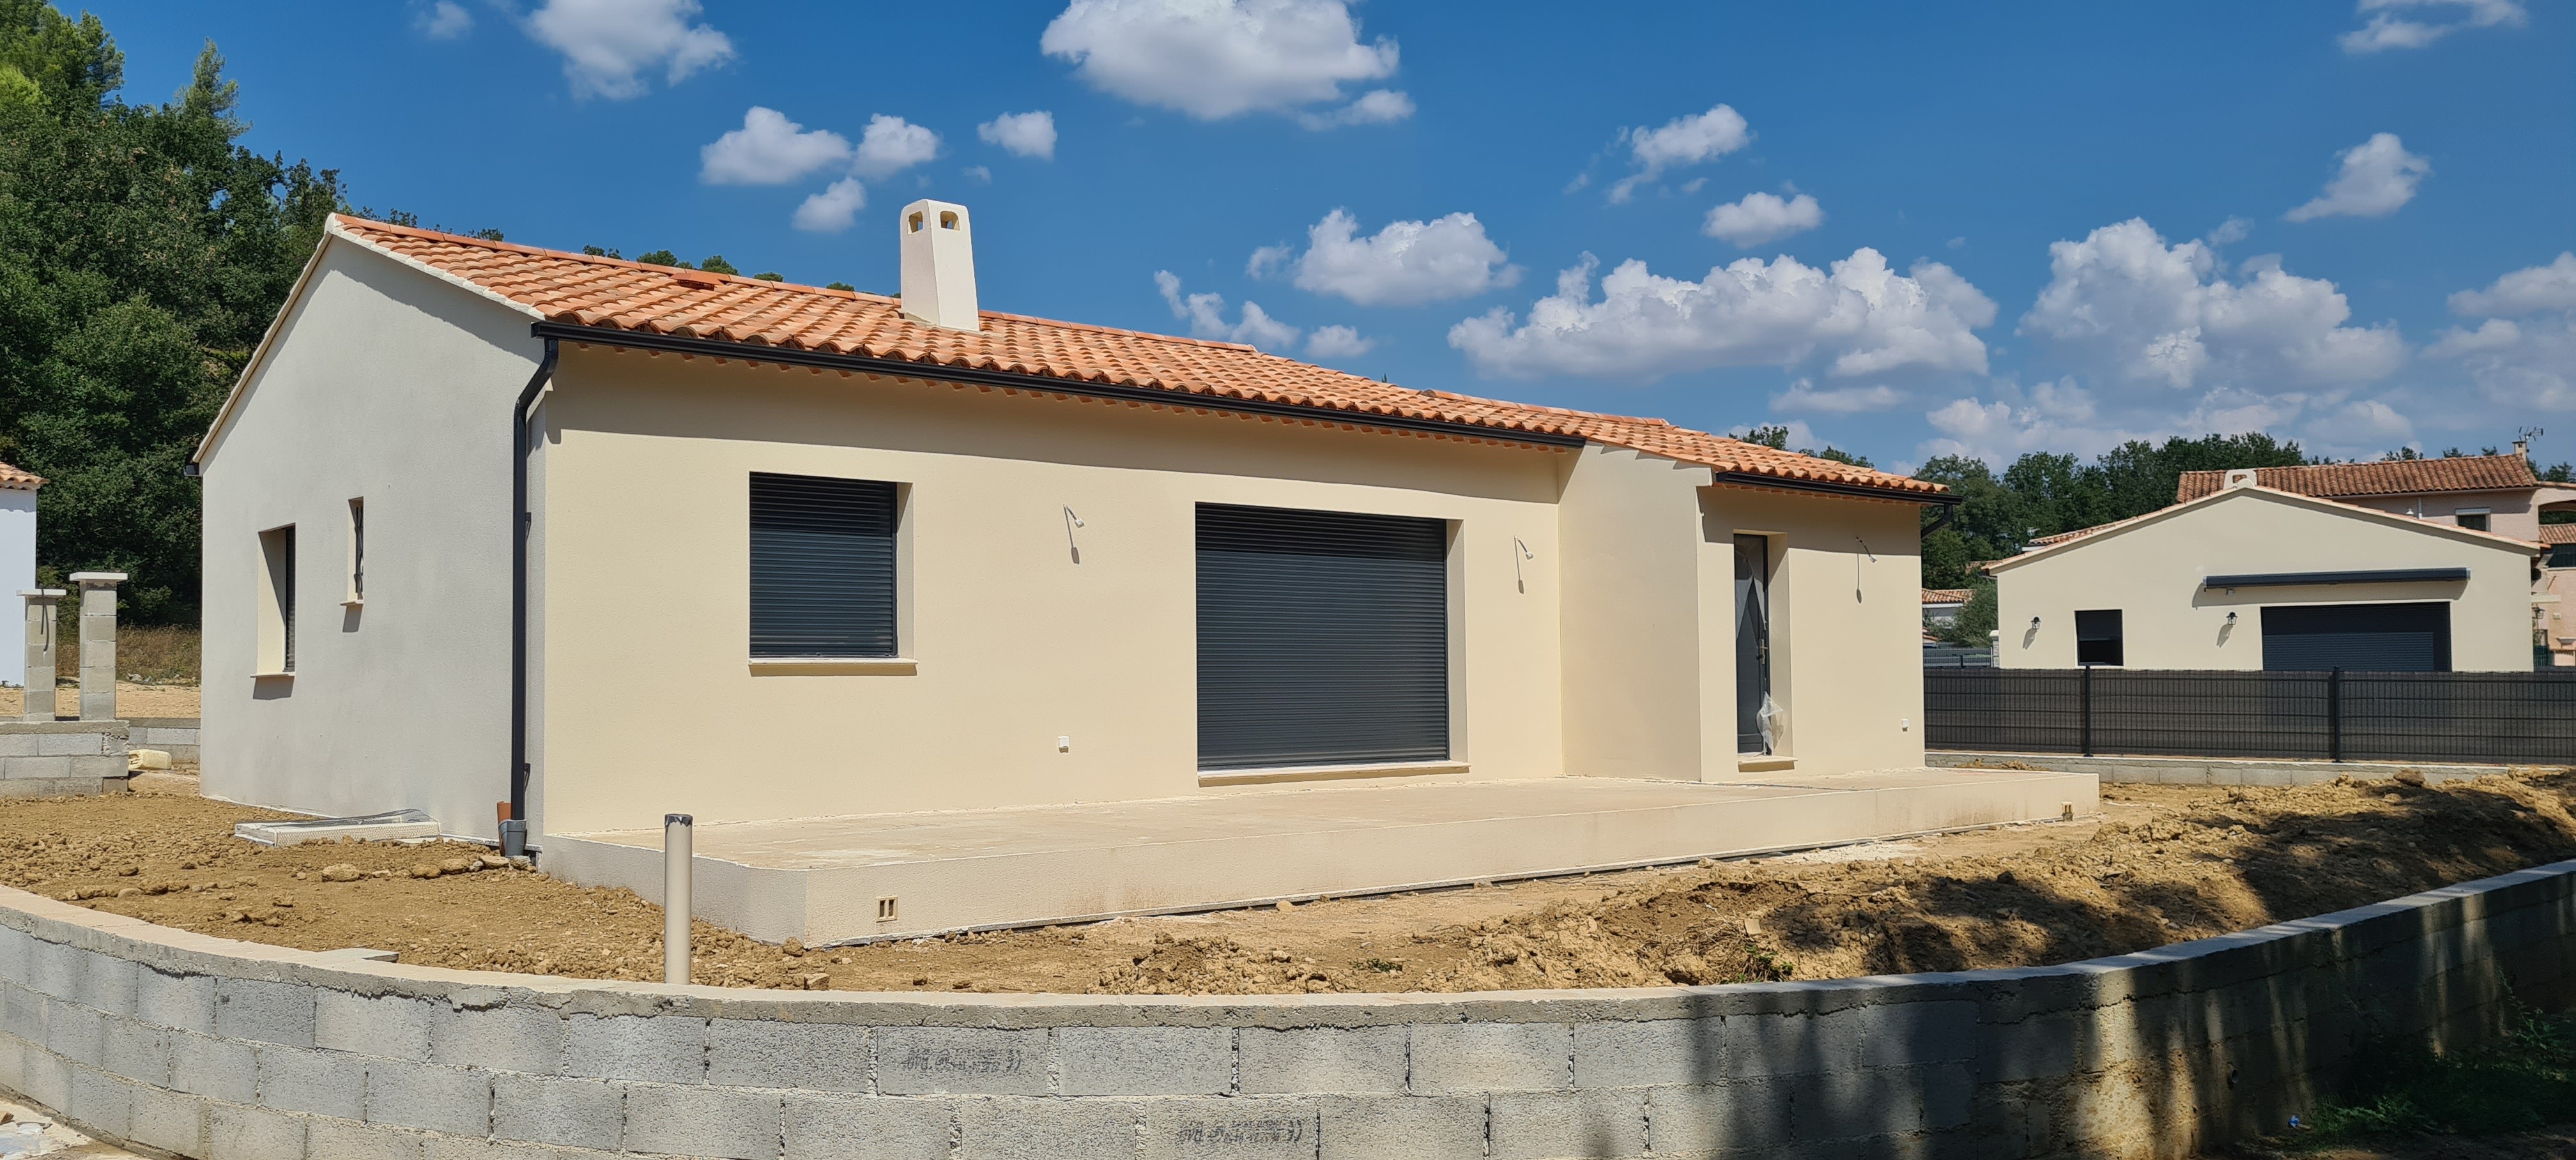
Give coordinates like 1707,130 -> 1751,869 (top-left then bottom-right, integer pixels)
2220,1128 -> 2576,1159
0,682 -> 199,719
0,768 -> 2570,995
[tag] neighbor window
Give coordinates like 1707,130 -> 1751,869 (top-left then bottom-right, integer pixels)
2074,608 -> 2123,666
346,498 -> 365,604
257,525 -> 296,673
2454,508 -> 2490,532
2552,544 -> 2576,569
749,472 -> 899,657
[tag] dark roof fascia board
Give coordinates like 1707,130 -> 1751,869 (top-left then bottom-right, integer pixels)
1707,469 -> 1959,506
2201,567 -> 2471,588
530,321 -> 1588,449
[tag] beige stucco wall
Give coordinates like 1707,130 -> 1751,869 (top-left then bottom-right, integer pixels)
197,241 -> 538,838
1555,446 -> 1712,781
1993,489 -> 2538,672
531,349 -> 1574,835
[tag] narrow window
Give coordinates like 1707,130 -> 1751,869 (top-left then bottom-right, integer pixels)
2074,609 -> 2122,667
346,498 -> 365,604
2454,508 -> 2490,532
749,473 -> 898,657
258,525 -> 296,673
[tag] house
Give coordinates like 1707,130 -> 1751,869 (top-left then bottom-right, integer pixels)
1988,475 -> 2543,672
2543,524 -> 2575,666
2173,451 -> 2576,539
0,462 -> 38,687
187,206 -> 1963,854
1921,588 -> 1972,625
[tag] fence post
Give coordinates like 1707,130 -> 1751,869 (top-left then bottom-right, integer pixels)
2080,664 -> 2094,758
2328,668 -> 2342,763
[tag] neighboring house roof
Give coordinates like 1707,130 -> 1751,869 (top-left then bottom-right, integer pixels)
0,461 -> 42,491
2174,455 -> 2537,503
217,216 -> 1943,501
1922,588 -> 1972,604
2542,524 -> 2576,546
1985,484 -> 2542,574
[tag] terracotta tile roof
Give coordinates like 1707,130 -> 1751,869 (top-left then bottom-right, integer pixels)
326,215 -> 1943,500
0,461 -> 40,491
2175,455 -> 2537,503
1921,588 -> 1972,604
1997,484 -> 2544,571
2542,524 -> 2576,546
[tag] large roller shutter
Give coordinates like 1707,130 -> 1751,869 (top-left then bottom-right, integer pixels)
2260,602 -> 2451,672
749,472 -> 898,657
1197,503 -> 1449,770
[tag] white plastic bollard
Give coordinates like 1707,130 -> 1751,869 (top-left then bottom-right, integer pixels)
664,813 -> 693,985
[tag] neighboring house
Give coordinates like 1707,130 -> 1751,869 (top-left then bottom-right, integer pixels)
2172,452 -> 2576,540
2543,524 -> 2576,666
188,208 -> 1951,843
1988,478 -> 2542,672
0,462 -> 37,687
1921,588 -> 1971,625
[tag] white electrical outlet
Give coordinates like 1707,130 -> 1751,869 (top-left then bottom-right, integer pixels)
1900,717 -> 1910,731
1057,735 -> 1071,752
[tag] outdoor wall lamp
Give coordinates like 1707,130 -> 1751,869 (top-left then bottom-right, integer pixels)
2030,616 -> 2042,628
1062,506 -> 1084,563
1512,537 -> 1535,592
2227,611 -> 2239,622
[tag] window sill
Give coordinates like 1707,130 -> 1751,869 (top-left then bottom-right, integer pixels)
1199,759 -> 1467,787
1736,755 -> 1796,773
749,657 -> 917,676
250,671 -> 295,680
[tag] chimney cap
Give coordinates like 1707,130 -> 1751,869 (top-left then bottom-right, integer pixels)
2223,468 -> 2259,488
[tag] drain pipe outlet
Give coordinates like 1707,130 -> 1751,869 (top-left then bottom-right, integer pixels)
505,337 -> 560,859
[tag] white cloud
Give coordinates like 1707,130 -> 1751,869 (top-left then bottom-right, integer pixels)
2205,217 -> 2253,246
1266,209 -> 1520,307
1772,381 -> 1902,415
792,179 -> 867,234
2448,252 -> 2576,316
1608,105 -> 1751,203
1703,192 -> 1824,247
853,115 -> 942,180
2019,218 -> 2405,390
963,165 -> 992,183
1916,380 -> 2142,464
1040,0 -> 1399,122
415,1 -> 472,40
2286,133 -> 2430,222
1296,88 -> 1414,129
2304,398 -> 2416,446
1305,325 -> 1376,358
1154,271 -> 1300,350
2339,0 -> 2526,52
978,111 -> 1058,160
1449,248 -> 1994,383
699,107 -> 852,186
525,0 -> 733,100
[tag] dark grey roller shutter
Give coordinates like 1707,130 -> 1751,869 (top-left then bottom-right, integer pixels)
750,473 -> 897,657
1198,503 -> 1448,770
2260,602 -> 2450,672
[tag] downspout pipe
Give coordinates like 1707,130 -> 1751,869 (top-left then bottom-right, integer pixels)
505,337 -> 560,857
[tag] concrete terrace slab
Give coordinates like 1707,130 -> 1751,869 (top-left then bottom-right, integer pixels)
544,768 -> 2097,945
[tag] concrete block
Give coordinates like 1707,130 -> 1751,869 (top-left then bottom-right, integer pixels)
424,1140 -> 625,1160
1975,1013 -> 2081,1084
367,1058 -> 494,1136
0,924 -> 27,982
562,1012 -> 703,1084
137,968 -> 215,1035
0,756 -> 69,779
955,1097 -> 1140,1160
170,1029 -> 257,1103
216,977 -> 317,1046
1317,1095 -> 1488,1160
208,1101 -> 310,1160
310,1113 -> 429,1160
619,1081 -> 785,1160
1060,1025 -> 1232,1095
0,733 -> 38,757
318,990 -> 438,1061
1645,1081 -> 1790,1156
1724,1009 -> 1863,1079
1142,1099 -> 1319,1160
66,1063 -> 133,1141
36,730 -> 103,755
1239,1026 -> 1406,1095
257,1042 -> 367,1118
42,995 -> 105,1067
0,1036 -> 21,1093
19,1042 -> 69,1113
0,981 -> 38,1043
68,754 -> 125,779
1491,1090 -> 1647,1160
494,1076 -> 625,1152
1856,1002 -> 1979,1068
1574,1019 -> 1724,1089
875,1026 -> 1052,1095
27,938 -> 80,1000
100,1012 -> 171,1085
431,1001 -> 564,1075
783,1092 -> 955,1160
74,947 -> 139,1016
707,1016 -> 870,1092
1787,1068 -> 1938,1141
126,1084 -> 210,1157
1410,1021 -> 1571,1094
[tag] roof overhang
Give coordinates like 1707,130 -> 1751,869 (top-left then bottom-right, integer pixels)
1706,469 -> 1960,506
2202,567 -> 2470,589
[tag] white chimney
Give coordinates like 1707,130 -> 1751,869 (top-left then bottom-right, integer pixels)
2225,468 -> 2258,489
898,199 -> 979,332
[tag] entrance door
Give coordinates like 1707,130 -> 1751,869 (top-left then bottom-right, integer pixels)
1734,535 -> 1772,754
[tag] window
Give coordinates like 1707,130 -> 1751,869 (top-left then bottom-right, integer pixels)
2074,609 -> 2123,666
2551,544 -> 2576,569
749,472 -> 898,657
346,498 -> 365,604
2455,508 -> 2491,532
257,525 -> 296,673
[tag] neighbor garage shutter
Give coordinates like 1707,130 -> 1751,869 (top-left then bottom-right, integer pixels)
749,472 -> 898,657
2260,602 -> 2451,672
1197,503 -> 1448,770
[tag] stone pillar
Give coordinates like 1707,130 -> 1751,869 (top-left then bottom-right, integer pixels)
70,572 -> 124,722
19,588 -> 64,722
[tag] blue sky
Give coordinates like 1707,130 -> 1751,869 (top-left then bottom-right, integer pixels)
91,0 -> 2576,471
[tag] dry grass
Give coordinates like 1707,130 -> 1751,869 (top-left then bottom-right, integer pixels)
109,625 -> 197,685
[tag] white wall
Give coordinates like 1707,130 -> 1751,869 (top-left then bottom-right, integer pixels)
0,489 -> 32,687
197,240 -> 540,837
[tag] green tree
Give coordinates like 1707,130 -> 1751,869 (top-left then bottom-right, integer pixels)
1733,422 -> 1874,468
0,4 -> 341,622
1931,580 -> 1996,646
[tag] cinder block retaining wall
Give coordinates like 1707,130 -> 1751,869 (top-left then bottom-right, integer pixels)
1,861 -> 2571,1160
0,721 -> 128,799
1928,751 -> 2543,788
126,718 -> 199,763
